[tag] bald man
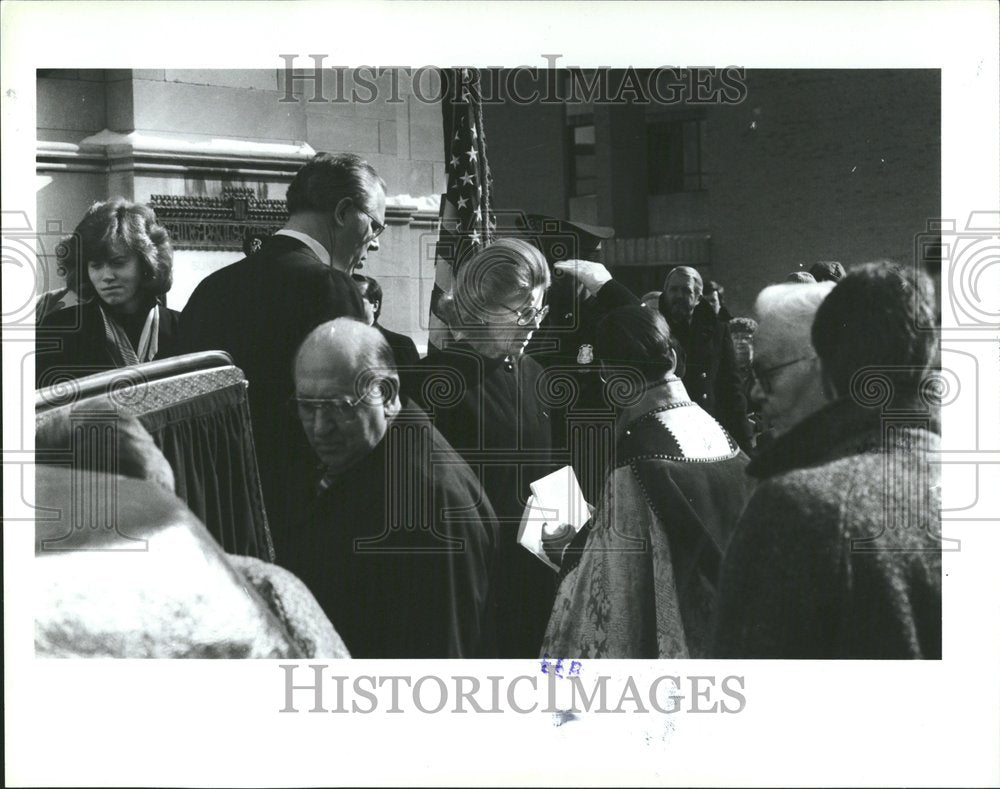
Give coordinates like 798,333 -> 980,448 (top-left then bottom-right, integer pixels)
283,319 -> 498,658
658,267 -> 751,449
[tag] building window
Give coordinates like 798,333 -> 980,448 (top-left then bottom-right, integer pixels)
647,119 -> 705,194
568,117 -> 596,198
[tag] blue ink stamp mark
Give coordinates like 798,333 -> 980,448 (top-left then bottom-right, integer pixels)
541,654 -> 583,678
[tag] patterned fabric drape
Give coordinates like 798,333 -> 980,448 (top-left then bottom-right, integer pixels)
140,384 -> 274,561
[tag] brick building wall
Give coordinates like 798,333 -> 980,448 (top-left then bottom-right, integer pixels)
37,69 -> 941,332
485,70 -> 569,220
485,69 -> 940,318
705,69 -> 940,316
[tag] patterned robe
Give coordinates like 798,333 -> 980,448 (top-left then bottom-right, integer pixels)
542,386 -> 753,658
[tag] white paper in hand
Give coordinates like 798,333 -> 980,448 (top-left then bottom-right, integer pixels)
529,465 -> 590,530
518,466 -> 591,570
517,495 -> 559,570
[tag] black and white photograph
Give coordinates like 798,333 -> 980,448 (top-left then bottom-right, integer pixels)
4,1 -> 999,786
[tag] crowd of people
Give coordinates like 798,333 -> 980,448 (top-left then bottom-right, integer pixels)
35,151 -> 943,660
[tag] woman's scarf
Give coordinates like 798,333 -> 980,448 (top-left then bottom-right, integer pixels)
99,303 -> 160,367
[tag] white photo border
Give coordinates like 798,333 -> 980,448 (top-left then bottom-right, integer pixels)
3,2 -> 999,786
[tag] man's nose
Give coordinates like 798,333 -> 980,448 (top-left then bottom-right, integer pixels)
315,409 -> 342,434
302,408 -> 335,435
368,235 -> 380,252
749,378 -> 766,405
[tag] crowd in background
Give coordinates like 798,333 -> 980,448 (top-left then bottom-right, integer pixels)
34,152 -> 942,660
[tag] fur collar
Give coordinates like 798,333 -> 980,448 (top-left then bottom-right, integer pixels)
747,396 -> 941,480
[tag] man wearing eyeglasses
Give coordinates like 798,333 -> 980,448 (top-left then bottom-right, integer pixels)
748,281 -> 835,438
715,262 -> 941,659
283,318 -> 498,658
179,152 -> 386,552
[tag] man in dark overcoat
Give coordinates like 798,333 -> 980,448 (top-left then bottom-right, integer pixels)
659,266 -> 752,449
714,262 -> 942,658
179,153 -> 384,550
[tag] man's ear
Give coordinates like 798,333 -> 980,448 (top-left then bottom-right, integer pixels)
332,196 -> 354,228
666,346 -> 678,374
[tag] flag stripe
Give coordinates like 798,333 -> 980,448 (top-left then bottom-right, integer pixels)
429,68 -> 494,350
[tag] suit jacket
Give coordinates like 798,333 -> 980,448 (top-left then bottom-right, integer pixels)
178,234 -> 366,543
376,323 -> 420,370
36,299 -> 181,389
660,299 -> 751,450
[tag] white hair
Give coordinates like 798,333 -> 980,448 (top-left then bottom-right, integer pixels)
753,281 -> 836,358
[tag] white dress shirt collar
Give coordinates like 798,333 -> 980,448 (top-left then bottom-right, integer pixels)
273,228 -> 331,267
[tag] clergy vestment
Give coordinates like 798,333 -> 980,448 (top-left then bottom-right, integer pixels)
542,381 -> 753,659
658,299 -> 752,451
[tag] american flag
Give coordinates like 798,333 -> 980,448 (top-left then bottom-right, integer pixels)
428,68 -> 495,350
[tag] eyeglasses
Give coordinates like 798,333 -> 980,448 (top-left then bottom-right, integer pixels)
290,395 -> 365,422
354,203 -> 385,240
497,303 -> 550,327
751,356 -> 815,395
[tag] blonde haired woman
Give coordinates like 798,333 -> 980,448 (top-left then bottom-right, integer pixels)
405,238 -> 555,658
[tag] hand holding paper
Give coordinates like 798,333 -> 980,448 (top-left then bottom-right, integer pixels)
541,522 -> 575,566
517,466 -> 592,570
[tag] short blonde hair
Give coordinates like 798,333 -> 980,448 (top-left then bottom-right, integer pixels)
438,237 -> 550,327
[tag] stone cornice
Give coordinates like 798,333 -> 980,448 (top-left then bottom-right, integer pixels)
38,130 -> 316,177
36,141 -> 107,173
385,204 -> 440,229
37,131 -> 443,230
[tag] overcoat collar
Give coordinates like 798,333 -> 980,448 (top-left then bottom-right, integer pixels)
747,396 -> 941,480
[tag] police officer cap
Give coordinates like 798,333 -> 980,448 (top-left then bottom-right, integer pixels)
516,213 -> 615,265
809,260 -> 846,283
